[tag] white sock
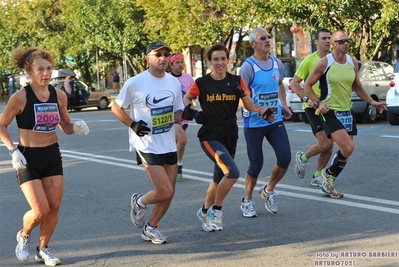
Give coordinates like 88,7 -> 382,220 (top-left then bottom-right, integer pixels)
137,197 -> 146,209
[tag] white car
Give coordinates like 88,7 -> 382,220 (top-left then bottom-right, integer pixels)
280,58 -> 298,120
351,61 -> 393,123
386,64 -> 399,125
289,83 -> 307,123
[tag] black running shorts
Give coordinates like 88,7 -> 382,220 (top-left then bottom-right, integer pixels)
136,150 -> 177,166
16,143 -> 63,185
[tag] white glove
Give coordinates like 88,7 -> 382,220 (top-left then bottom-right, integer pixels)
12,150 -> 27,170
73,120 -> 89,135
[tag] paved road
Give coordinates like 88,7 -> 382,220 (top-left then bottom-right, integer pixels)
0,101 -> 5,113
0,106 -> 398,267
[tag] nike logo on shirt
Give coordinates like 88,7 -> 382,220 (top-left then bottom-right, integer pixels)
153,96 -> 171,104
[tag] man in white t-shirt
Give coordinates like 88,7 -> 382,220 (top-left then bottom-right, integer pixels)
111,41 -> 184,245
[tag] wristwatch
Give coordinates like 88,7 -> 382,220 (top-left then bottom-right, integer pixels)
9,147 -> 19,156
314,101 -> 320,109
302,96 -> 309,103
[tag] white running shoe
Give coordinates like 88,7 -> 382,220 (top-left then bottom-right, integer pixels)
258,185 -> 278,214
15,230 -> 30,262
196,207 -> 214,232
294,151 -> 308,179
207,208 -> 223,231
141,225 -> 167,244
311,175 -> 323,187
240,198 -> 258,218
130,193 -> 145,228
35,246 -> 61,266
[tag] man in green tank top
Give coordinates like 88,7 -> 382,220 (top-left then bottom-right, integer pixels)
303,30 -> 387,198
291,28 -> 334,187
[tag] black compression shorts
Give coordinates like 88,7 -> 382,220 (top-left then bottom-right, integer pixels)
16,143 -> 63,185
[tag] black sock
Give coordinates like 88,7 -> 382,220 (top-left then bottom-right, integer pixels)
328,150 -> 347,177
201,204 -> 208,214
213,205 -> 222,210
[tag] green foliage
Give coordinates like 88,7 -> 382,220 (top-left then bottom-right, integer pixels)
59,0 -> 148,78
268,0 -> 399,60
0,0 -> 147,82
0,0 -> 398,79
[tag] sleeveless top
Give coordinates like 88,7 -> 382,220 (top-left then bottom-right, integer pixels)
294,51 -> 323,110
319,54 -> 356,111
16,84 -> 61,132
243,56 -> 283,128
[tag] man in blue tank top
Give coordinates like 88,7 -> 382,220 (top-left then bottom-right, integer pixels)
239,27 -> 292,218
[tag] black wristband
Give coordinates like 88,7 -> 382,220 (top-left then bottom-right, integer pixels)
263,109 -> 274,118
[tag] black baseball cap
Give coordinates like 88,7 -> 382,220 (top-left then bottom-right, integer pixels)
146,41 -> 171,54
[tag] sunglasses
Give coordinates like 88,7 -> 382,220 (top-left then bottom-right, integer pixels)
259,35 -> 272,41
149,52 -> 171,57
334,39 -> 350,44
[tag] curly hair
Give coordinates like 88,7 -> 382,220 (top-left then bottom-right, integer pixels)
12,47 -> 54,72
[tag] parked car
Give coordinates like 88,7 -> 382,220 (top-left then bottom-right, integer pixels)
289,82 -> 308,123
386,64 -> 399,125
351,60 -> 393,122
279,58 -> 299,121
290,60 -> 394,123
51,80 -> 111,111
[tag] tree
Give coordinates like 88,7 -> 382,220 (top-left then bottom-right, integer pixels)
135,0 -> 276,71
0,0 -> 398,82
0,0 -> 148,84
136,0 -> 399,64
268,0 -> 399,61
59,0 -> 148,81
